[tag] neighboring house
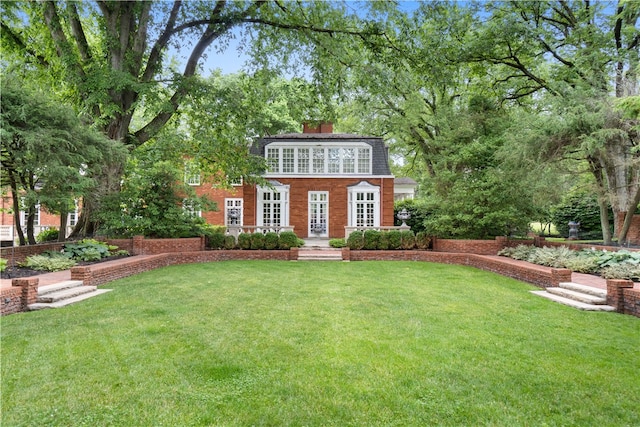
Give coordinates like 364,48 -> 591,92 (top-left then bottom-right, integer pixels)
394,177 -> 418,201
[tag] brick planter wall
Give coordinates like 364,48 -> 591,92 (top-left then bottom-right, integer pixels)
1,278 -> 38,316
1,242 -> 65,265
622,288 -> 640,317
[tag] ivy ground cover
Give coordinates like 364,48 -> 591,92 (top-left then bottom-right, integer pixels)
2,261 -> 639,426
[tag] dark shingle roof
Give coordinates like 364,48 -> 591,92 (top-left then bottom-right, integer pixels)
250,133 -> 392,176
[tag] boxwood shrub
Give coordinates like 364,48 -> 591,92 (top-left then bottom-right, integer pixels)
238,233 -> 252,250
387,230 -> 402,250
347,231 -> 365,250
363,229 -> 381,250
401,230 -> 416,250
250,233 -> 266,250
264,232 -> 279,250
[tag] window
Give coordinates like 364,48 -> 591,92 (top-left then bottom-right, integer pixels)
348,182 -> 380,227
313,148 -> 325,173
225,199 -> 243,226
266,148 -> 279,172
183,199 -> 201,217
298,148 -> 309,173
264,145 -> 372,175
68,200 -> 79,226
357,148 -> 370,174
20,201 -> 40,226
257,182 -> 289,227
282,148 -> 295,173
343,148 -> 355,173
184,161 -> 201,186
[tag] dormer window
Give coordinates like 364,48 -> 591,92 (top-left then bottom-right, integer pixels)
265,143 -> 371,175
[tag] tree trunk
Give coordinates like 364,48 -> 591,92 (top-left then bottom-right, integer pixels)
617,186 -> 640,245
58,210 -> 68,242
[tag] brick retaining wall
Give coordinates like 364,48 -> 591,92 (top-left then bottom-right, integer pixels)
343,250 -> 571,288
1,278 -> 39,316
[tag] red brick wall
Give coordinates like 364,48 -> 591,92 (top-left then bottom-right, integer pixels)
1,242 -> 66,265
432,238 -> 500,255
191,185 -> 242,225
623,288 -> 640,317
1,278 -> 38,316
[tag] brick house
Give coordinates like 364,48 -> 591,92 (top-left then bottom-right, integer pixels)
193,122 -> 396,239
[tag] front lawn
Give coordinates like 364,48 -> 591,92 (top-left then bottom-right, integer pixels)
2,261 -> 639,426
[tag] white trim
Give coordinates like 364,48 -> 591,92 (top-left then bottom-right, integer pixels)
347,182 -> 380,228
225,198 -> 243,226
257,183 -> 290,227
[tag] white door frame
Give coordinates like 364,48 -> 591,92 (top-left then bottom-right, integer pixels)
308,191 -> 329,237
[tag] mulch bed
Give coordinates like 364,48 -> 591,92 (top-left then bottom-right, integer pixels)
1,255 -> 131,280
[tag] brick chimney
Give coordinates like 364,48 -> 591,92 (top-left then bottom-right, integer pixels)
303,122 -> 333,134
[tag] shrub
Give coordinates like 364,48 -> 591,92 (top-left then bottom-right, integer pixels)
387,230 -> 402,250
601,263 -> 640,280
20,254 -> 76,272
363,229 -> 380,250
238,233 -> 252,250
564,255 -> 601,274
223,235 -> 237,250
378,232 -> 390,250
329,238 -> 346,248
347,231 -> 364,250
415,232 -> 431,250
264,232 -> 280,250
36,228 -> 59,243
63,239 -> 111,261
400,230 -> 416,250
278,231 -> 300,249
250,233 -> 265,250
207,232 -> 226,249
0,258 -> 7,272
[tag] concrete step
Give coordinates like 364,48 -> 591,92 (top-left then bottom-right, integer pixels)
558,282 -> 607,298
36,285 -> 98,303
546,287 -> 607,305
28,289 -> 112,311
297,248 -> 343,261
37,280 -> 85,296
530,290 -> 615,312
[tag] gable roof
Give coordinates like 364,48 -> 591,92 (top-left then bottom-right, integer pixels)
251,133 -> 392,176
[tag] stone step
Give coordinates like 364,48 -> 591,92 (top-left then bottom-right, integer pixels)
530,290 -> 615,312
28,289 -> 112,311
36,285 -> 98,303
297,248 -> 343,261
558,282 -> 607,298
546,287 -> 608,305
37,280 -> 85,296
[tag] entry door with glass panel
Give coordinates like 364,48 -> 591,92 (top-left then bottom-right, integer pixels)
308,191 -> 328,237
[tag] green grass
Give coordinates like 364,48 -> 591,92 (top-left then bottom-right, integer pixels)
2,261 -> 639,426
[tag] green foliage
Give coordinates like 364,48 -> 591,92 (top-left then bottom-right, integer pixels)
387,230 -> 402,250
250,233 -> 266,250
499,244 -> 640,278
277,231 -> 301,250
601,263 -> 640,281
0,258 -> 6,272
63,239 -> 111,261
264,232 -> 280,250
329,238 -> 346,248
400,230 -> 416,250
550,191 -> 610,239
415,232 -> 431,250
363,229 -> 380,250
207,232 -> 226,250
377,232 -> 390,250
346,231 -> 364,250
20,254 -> 76,272
36,228 -> 59,243
95,159 -> 214,238
394,200 -> 431,233
224,235 -> 237,250
238,233 -> 252,250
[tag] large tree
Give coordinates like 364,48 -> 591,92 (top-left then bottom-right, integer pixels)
0,76 -> 124,245
1,1 -> 382,235
468,0 -> 639,243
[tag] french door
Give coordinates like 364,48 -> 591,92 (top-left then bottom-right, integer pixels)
308,191 -> 328,237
